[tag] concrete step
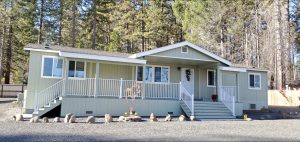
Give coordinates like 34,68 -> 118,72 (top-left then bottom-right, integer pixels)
33,99 -> 62,117
194,101 -> 223,104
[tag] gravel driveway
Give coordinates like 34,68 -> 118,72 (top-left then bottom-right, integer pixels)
1,98 -> 300,141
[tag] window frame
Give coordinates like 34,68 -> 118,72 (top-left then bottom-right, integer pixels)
207,69 -> 216,87
136,65 -> 170,83
41,55 -> 64,79
181,46 -> 188,53
248,73 -> 261,90
67,60 -> 86,79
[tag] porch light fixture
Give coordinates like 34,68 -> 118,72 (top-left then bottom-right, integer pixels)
177,67 -> 181,71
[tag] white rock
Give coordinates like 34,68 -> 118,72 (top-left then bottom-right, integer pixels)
68,115 -> 76,123
149,113 -> 157,122
105,114 -> 113,123
64,113 -> 73,123
118,116 -> 125,122
30,116 -> 40,123
15,114 -> 23,121
178,115 -> 186,122
42,117 -> 49,123
165,114 -> 172,122
53,117 -> 61,123
86,116 -> 95,123
190,115 -> 195,121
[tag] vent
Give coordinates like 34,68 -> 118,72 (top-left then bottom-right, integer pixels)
168,112 -> 173,115
250,104 -> 256,109
86,111 -> 93,115
44,44 -> 50,49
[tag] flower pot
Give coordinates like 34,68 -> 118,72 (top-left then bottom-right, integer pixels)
211,94 -> 218,102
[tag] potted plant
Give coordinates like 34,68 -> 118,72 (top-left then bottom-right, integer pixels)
211,89 -> 218,102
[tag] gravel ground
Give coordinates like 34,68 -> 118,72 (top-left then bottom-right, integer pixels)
1,98 -> 300,141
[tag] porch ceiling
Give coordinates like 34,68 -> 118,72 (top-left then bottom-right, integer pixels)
145,55 -> 218,66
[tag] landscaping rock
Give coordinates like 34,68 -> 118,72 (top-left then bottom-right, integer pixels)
86,116 -> 95,123
53,117 -> 61,123
164,114 -> 172,122
149,113 -> 157,122
30,116 -> 40,123
124,115 -> 142,122
64,113 -> 73,123
14,114 -> 23,121
190,115 -> 195,121
178,115 -> 186,122
118,116 -> 125,122
105,114 -> 113,123
42,117 -> 49,123
68,115 -> 76,123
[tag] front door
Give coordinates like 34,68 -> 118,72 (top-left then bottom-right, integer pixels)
181,68 -> 194,94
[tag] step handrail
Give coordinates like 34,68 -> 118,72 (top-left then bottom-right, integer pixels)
219,86 -> 236,116
34,79 -> 65,113
180,83 -> 194,116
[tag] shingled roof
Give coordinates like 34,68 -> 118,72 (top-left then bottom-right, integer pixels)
24,44 -> 132,58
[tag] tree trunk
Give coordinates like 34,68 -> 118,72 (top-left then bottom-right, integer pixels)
275,0 -> 283,90
38,0 -> 44,44
58,0 -> 63,45
92,1 -> 97,49
4,19 -> 12,84
0,3 -> 6,84
71,0 -> 76,47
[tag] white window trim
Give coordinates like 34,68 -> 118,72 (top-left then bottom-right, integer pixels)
136,65 -> 170,83
41,55 -> 64,79
207,69 -> 216,87
181,46 -> 188,53
67,60 -> 87,79
248,73 -> 261,90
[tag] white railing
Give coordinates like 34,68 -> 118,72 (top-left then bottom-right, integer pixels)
64,78 -> 180,100
67,78 -> 95,97
34,79 -> 65,113
219,86 -> 237,116
180,83 -> 194,116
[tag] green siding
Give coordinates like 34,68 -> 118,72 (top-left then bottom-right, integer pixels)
222,71 -> 237,86
25,51 -> 63,109
153,46 -> 218,62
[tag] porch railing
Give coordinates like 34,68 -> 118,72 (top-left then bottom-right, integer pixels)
34,79 -> 65,113
180,83 -> 194,116
65,78 -> 180,100
219,86 -> 237,116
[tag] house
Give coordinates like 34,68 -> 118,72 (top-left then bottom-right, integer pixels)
23,41 -> 268,120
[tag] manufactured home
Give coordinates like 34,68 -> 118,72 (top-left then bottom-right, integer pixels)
23,41 -> 268,120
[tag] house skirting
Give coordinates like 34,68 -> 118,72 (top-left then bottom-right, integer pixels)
61,96 -> 182,117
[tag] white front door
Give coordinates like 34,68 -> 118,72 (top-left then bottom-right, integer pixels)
181,68 -> 194,94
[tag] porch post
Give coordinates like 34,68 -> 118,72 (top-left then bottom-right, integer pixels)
142,65 -> 146,99
216,66 -> 222,101
236,72 -> 239,102
62,58 -> 69,96
94,63 -> 100,97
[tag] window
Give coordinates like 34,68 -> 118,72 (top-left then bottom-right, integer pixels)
68,61 -> 85,78
181,47 -> 188,53
249,73 -> 261,89
42,56 -> 63,78
136,65 -> 169,83
207,69 -> 216,87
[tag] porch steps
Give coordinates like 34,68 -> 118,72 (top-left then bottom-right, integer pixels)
180,101 -> 236,120
32,97 -> 62,117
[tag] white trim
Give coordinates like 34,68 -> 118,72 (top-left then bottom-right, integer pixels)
247,68 -> 268,72
219,66 -> 247,72
41,55 -> 64,79
67,60 -> 86,79
181,46 -> 188,53
60,52 -> 146,64
136,65 -> 170,83
129,41 -> 231,65
24,48 -> 60,54
207,69 -> 216,87
147,55 -> 218,63
248,73 -> 261,90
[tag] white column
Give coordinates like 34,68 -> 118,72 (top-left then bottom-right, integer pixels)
216,66 -> 222,101
94,63 -> 100,97
142,65 -> 146,99
236,72 -> 239,102
62,58 -> 69,96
